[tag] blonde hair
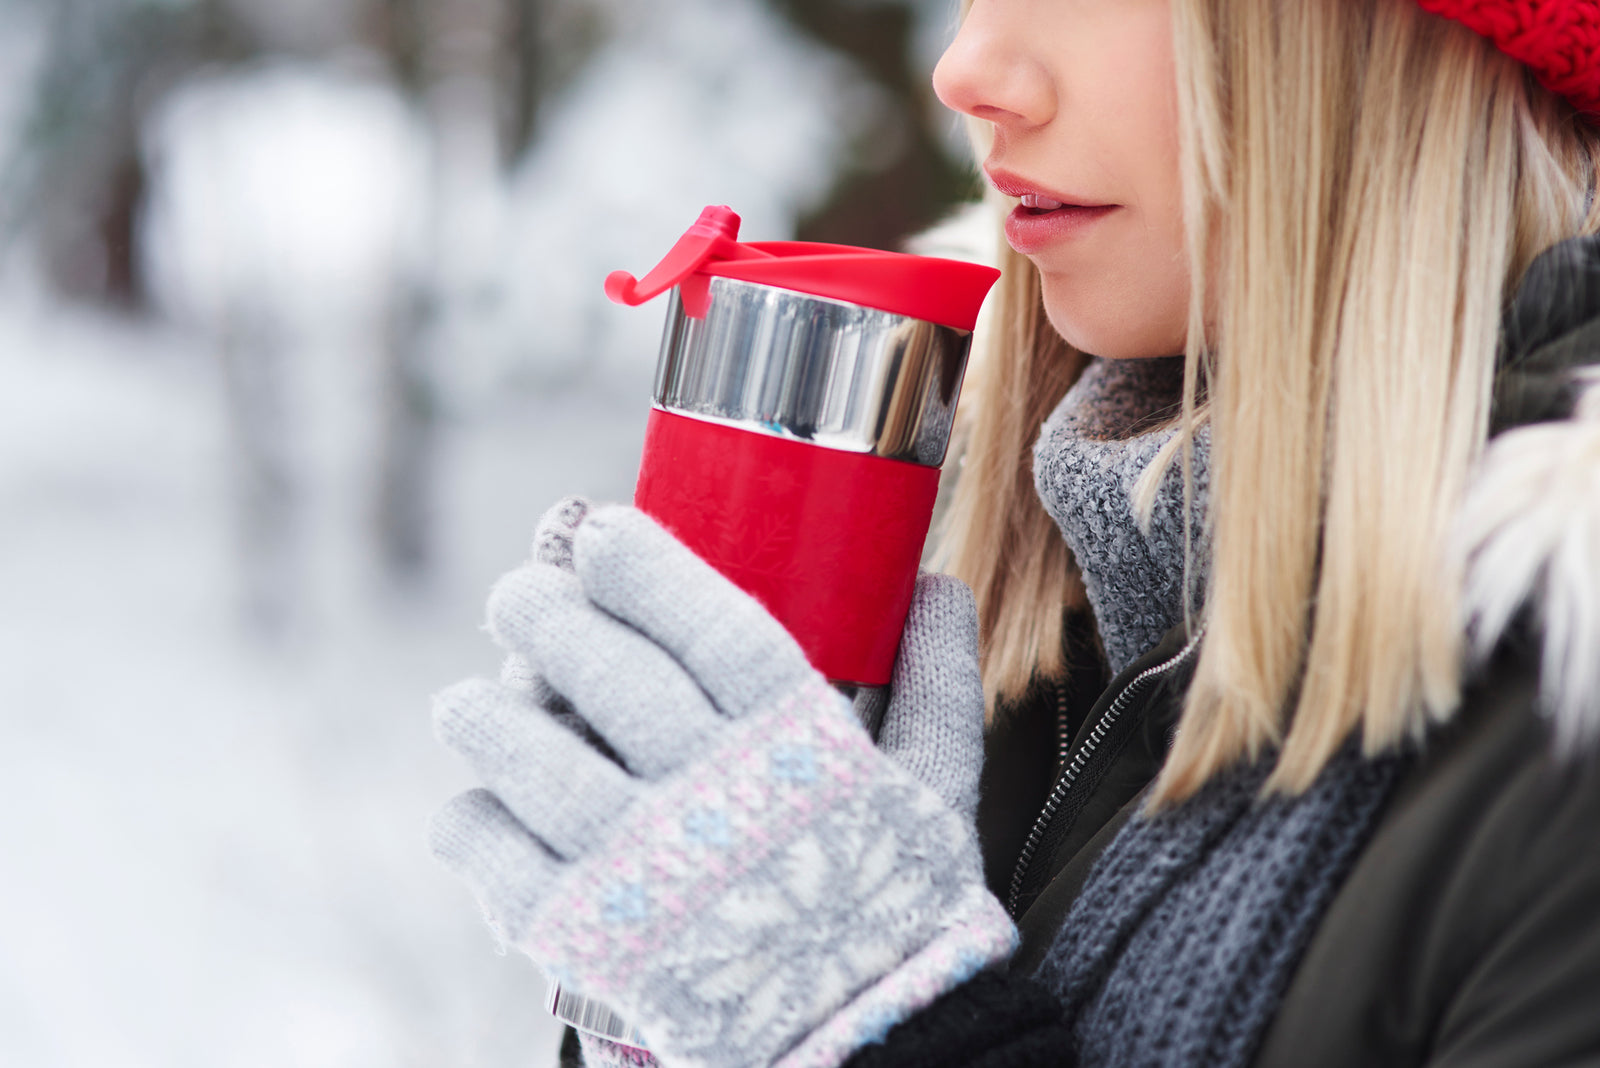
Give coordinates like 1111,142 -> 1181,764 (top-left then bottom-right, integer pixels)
934,205 -> 1090,713
934,0 -> 1600,800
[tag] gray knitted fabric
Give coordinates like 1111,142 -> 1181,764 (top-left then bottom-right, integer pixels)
1033,356 -> 1210,675
1027,358 -> 1414,1067
431,504 -> 1015,1067
870,573 -> 987,824
1038,743 -> 1408,1068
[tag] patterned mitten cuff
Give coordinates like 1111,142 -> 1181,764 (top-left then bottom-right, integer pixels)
578,1033 -> 660,1068
527,677 -> 1015,1068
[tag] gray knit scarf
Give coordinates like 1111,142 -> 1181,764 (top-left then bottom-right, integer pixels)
1030,356 -> 1409,1068
1040,746 -> 1406,1067
1032,356 -> 1209,676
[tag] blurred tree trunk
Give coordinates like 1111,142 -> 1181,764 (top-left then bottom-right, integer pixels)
218,310 -> 300,634
372,0 -> 524,586
506,0 -> 546,161
20,0 -> 251,306
374,282 -> 437,579
372,0 -> 441,587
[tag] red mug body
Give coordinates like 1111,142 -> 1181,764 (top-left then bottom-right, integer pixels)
633,277 -> 974,687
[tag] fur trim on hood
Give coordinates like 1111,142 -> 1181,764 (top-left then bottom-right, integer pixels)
1459,372 -> 1600,754
1457,235 -> 1600,756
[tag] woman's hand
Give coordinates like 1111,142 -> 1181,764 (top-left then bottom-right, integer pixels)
428,499 -> 1012,1067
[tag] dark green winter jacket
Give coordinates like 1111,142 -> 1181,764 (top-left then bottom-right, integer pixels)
854,235 -> 1600,1067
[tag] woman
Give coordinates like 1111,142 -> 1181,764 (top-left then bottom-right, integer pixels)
429,0 -> 1600,1065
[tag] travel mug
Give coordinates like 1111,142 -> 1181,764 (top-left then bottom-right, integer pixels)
545,205 -> 999,1049
624,205 -> 997,686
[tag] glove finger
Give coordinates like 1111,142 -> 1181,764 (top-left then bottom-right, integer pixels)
876,573 -> 986,821
429,788 -> 562,943
487,564 -> 727,778
499,651 -> 543,691
574,505 -> 817,720
533,496 -> 591,572
497,656 -> 633,772
433,678 -> 641,859
499,498 -> 594,696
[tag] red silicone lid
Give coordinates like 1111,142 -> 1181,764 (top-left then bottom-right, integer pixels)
605,206 -> 1000,332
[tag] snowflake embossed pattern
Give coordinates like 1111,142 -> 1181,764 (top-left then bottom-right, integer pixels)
522,676 -> 1017,1068
525,680 -> 903,977
1419,0 -> 1600,114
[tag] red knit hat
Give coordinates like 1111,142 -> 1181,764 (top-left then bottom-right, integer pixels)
1417,0 -> 1600,115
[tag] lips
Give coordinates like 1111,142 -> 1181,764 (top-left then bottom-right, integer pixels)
987,168 -> 1119,254
985,168 -> 1107,208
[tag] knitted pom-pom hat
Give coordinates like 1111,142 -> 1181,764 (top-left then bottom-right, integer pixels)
1419,0 -> 1600,115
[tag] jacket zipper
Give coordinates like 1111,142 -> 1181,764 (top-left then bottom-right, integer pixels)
1006,629 -> 1205,918
1055,683 -> 1072,772
1056,684 -> 1068,777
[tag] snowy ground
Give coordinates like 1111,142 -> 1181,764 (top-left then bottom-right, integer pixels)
0,285 -> 648,1066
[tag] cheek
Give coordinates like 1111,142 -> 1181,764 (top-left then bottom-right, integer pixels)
1038,3 -> 1187,358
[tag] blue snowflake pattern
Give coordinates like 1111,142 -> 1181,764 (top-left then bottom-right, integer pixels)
769,745 -> 818,783
602,881 -> 649,925
682,807 -> 731,847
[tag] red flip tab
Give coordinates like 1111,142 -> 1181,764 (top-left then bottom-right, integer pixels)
605,205 -> 1001,330
604,206 -> 773,318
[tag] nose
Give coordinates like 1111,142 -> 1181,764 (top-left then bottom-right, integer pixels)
932,1 -> 1056,130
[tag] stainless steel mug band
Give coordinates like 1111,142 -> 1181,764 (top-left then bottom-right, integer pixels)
652,276 -> 973,467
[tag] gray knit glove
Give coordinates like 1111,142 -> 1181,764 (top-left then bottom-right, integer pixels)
429,500 -> 1014,1068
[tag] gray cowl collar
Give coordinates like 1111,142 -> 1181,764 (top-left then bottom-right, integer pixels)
1032,356 -> 1210,675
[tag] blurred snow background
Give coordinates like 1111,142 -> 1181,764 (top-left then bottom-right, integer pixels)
0,0 -> 979,1064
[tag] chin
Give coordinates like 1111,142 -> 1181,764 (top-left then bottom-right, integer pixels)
1040,275 -> 1188,360
1042,307 -> 1183,360
1036,268 -> 1190,361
